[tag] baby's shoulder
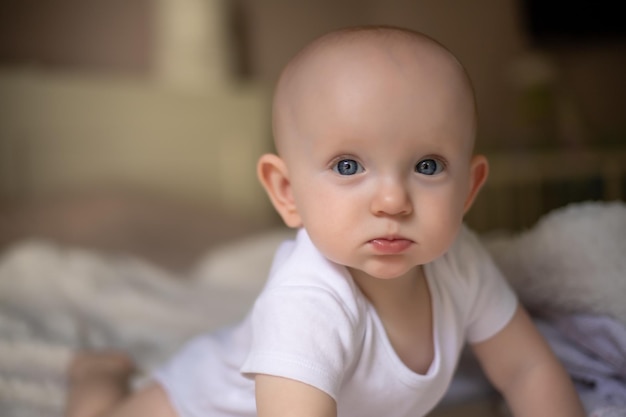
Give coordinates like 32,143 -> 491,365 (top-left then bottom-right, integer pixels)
259,262 -> 366,327
264,229 -> 366,314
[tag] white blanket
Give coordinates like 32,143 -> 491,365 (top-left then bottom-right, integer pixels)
0,238 -> 267,416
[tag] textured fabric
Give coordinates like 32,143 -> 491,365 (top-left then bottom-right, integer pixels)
536,313 -> 626,414
155,226 -> 518,417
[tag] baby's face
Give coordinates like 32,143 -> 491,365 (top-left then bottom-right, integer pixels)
274,33 -> 483,281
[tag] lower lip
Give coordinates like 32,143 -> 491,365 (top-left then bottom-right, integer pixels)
369,238 -> 413,254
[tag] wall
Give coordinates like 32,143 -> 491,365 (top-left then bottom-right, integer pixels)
0,0 -> 274,222
0,70 -> 271,217
0,0 -> 153,76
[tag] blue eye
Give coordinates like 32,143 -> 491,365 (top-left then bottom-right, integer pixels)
334,159 -> 363,175
415,158 -> 443,175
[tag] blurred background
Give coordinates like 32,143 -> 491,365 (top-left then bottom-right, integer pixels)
0,6 -> 623,416
0,0 -> 625,267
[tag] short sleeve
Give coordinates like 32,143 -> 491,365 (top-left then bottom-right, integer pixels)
453,227 -> 518,344
240,285 -> 358,400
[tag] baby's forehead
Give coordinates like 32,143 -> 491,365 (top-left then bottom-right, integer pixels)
278,29 -> 468,107
273,28 -> 476,155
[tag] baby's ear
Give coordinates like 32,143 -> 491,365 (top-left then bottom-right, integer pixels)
463,154 -> 489,214
257,154 -> 302,228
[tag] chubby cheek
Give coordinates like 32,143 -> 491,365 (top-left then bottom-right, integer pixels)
293,187 -> 362,261
295,177 -> 361,223
296,189 -> 342,225
414,189 -> 465,254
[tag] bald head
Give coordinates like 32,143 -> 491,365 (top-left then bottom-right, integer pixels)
272,26 -> 478,160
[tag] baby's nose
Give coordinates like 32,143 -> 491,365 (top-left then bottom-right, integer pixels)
370,179 -> 413,216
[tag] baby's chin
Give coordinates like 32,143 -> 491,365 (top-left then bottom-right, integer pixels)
348,261 -> 424,282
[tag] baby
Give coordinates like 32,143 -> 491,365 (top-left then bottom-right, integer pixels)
66,26 -> 585,417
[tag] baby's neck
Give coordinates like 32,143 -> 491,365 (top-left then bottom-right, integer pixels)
349,265 -> 427,311
351,265 -> 434,374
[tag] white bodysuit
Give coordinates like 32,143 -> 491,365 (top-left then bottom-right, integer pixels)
155,226 -> 517,417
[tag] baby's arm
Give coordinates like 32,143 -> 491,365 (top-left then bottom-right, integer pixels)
256,374 -> 337,417
471,305 -> 586,417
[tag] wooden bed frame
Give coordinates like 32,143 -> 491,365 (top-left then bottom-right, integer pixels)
466,146 -> 626,233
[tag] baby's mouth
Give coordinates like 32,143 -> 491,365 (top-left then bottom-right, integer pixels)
369,237 -> 413,254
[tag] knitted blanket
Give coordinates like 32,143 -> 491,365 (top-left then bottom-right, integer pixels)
0,241 -> 260,416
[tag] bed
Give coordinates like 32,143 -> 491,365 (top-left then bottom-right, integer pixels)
1,70 -> 625,417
